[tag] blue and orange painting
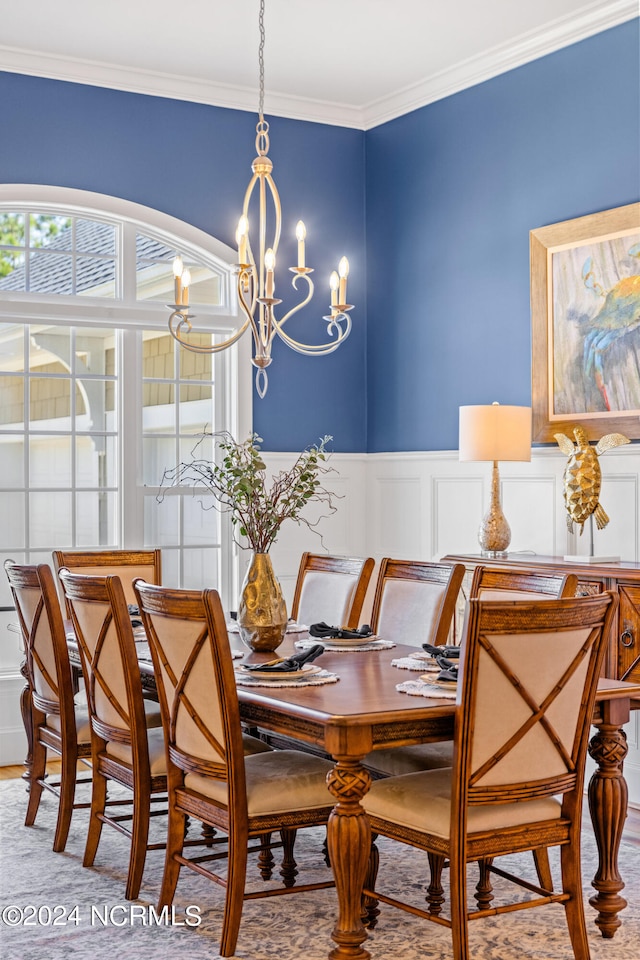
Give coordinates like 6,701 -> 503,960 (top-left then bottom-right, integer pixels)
551,231 -> 640,418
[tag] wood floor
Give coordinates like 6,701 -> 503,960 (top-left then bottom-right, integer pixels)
2,762 -> 639,845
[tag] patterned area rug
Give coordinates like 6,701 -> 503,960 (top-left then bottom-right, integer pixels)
1,777 -> 638,960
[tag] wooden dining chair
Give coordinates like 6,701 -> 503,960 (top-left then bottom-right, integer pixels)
366,563 -> 580,779
4,560 -> 93,852
470,565 -> 579,602
289,552 -> 375,628
369,558 -> 465,647
133,579 -> 336,958
53,548 -> 162,616
57,568 -> 169,900
365,563 -> 581,889
362,591 -> 617,960
362,559 -> 465,776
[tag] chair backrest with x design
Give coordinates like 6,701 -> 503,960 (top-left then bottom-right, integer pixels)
457,593 -> 616,810
5,561 -> 76,742
133,579 -> 246,806
370,559 -> 465,647
58,569 -> 149,760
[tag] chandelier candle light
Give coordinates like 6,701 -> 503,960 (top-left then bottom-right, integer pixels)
167,0 -> 354,397
459,402 -> 532,557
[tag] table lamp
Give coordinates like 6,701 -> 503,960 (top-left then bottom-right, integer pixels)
459,402 -> 532,557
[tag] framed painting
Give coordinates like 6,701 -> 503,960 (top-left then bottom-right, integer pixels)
530,202 -> 640,442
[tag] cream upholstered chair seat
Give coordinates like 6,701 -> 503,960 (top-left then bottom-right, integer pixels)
367,741 -> 453,776
364,767 -> 562,837
184,750 -> 333,816
241,734 -> 273,756
142,700 -> 163,727
105,726 -> 168,776
45,709 -> 92,743
361,593 -> 617,960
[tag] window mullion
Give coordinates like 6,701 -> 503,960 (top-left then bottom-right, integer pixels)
120,329 -> 144,547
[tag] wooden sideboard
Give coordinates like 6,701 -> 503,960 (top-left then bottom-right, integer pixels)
442,553 -> 640,683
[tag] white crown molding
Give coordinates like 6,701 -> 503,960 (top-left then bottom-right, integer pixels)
0,45 -> 363,130
361,0 -> 638,128
0,1 -> 636,130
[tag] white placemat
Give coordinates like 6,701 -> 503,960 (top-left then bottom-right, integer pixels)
396,679 -> 458,700
234,669 -> 339,688
391,655 -> 439,671
295,637 -> 395,653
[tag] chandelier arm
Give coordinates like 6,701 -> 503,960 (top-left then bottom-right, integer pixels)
244,261 -> 260,317
271,271 -> 314,331
265,173 -> 282,255
273,310 -> 352,356
237,265 -> 260,334
237,275 -> 269,361
243,171 -> 259,210
167,309 -> 252,354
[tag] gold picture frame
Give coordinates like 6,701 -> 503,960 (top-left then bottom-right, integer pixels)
530,202 -> 640,442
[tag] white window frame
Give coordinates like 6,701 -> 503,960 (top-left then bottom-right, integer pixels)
0,184 -> 252,610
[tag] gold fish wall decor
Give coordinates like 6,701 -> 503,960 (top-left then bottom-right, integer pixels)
555,427 -> 630,534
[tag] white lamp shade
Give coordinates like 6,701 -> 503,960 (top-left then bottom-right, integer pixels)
459,403 -> 532,462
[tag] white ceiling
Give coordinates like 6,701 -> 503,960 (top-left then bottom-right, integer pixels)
0,0 -> 635,128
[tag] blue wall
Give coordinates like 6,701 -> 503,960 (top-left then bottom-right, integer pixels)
1,19 -> 638,453
365,19 -> 640,451
0,72 -> 367,453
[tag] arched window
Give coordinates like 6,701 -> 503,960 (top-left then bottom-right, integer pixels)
0,185 -> 251,610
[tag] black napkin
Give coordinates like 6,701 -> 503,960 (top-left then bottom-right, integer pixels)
127,603 -> 142,628
422,642 -> 461,659
309,622 -> 373,640
243,643 -> 326,673
435,654 -> 458,683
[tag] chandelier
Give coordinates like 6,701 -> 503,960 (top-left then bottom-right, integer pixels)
167,0 -> 353,398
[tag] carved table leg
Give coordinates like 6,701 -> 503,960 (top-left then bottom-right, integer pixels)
19,659 -> 34,789
587,700 -> 630,939
326,757 -> 372,960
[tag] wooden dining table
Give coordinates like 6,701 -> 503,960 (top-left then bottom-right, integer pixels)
19,624 -> 639,960
230,634 -> 640,960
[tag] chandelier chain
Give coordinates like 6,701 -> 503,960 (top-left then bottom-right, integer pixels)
258,0 -> 266,121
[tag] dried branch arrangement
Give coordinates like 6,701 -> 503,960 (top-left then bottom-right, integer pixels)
160,432 -> 338,553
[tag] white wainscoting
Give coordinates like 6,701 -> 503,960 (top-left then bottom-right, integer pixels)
264,443 -> 640,807
264,444 -> 639,580
2,445 -> 639,803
